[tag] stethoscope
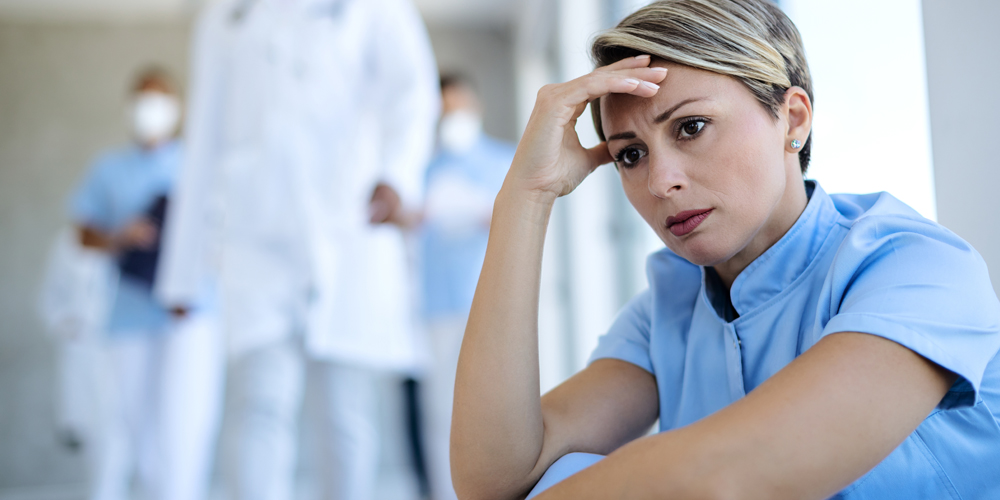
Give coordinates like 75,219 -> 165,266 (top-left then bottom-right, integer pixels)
230,0 -> 257,24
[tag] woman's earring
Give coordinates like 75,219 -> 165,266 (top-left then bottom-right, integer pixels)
790,139 -> 802,150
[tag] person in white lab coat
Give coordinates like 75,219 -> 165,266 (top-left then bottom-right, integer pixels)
69,68 -> 223,500
155,1 -> 440,499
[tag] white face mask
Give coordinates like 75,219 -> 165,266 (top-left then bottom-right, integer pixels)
130,92 -> 180,145
439,110 -> 482,153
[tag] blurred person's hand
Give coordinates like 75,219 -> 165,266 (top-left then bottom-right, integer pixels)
116,218 -> 158,250
170,306 -> 189,319
369,183 -> 408,227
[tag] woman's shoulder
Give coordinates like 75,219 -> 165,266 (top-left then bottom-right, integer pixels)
827,190 -> 982,272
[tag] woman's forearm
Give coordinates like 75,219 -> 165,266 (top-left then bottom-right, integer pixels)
451,181 -> 557,499
450,56 -> 666,499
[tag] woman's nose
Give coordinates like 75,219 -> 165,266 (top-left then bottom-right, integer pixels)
647,156 -> 687,199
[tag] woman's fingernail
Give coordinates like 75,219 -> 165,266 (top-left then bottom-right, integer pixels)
625,78 -> 640,86
651,67 -> 668,73
641,81 -> 660,90
635,54 -> 651,60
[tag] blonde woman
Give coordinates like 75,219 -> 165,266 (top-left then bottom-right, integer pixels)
450,1 -> 1000,499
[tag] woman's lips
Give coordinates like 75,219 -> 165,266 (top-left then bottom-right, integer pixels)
666,208 -> 713,237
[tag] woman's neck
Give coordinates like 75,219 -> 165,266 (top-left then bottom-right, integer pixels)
713,171 -> 809,289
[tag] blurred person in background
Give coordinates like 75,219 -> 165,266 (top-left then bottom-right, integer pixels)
418,74 -> 515,500
69,67 -> 223,500
155,1 -> 439,499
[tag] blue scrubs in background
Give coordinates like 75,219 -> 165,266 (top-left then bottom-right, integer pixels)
421,135 -> 514,320
71,141 -> 181,335
532,181 -> 1000,499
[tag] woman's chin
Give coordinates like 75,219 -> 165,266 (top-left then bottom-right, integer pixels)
667,235 -> 734,268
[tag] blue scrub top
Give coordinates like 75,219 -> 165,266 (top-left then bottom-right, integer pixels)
421,135 -> 514,319
70,141 -> 181,336
591,181 -> 1000,498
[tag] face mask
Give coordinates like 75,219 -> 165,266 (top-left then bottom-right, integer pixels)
439,110 -> 482,153
130,92 -> 180,145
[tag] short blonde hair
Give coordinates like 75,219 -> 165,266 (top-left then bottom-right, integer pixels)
591,0 -> 813,171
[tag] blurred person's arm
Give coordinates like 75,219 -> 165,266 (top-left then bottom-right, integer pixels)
367,0 -> 440,226
155,2 -> 230,313
77,220 -> 157,253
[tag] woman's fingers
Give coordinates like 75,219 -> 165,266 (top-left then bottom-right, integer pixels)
609,66 -> 668,85
586,141 -> 615,167
601,53 -> 653,71
572,68 -> 666,106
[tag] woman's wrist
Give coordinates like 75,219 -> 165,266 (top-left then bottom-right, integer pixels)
495,181 -> 559,227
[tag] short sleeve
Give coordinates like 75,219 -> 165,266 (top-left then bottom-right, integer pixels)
69,159 -> 112,230
589,289 -> 654,373
822,215 -> 1000,408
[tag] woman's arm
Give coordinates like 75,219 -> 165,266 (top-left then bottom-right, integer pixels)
535,332 -> 955,500
450,56 -> 667,500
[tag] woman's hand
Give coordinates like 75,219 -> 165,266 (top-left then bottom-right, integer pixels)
507,54 -> 667,198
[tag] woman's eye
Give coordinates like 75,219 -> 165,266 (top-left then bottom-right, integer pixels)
616,147 -> 647,167
679,119 -> 706,138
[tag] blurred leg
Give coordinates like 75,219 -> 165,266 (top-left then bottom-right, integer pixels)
230,337 -> 304,500
91,335 -> 155,500
423,316 -> 466,500
314,361 -> 380,500
56,339 -> 94,452
158,314 -> 225,500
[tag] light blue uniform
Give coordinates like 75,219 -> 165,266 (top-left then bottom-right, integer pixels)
531,181 -> 1000,499
70,141 -> 181,335
421,136 -> 514,319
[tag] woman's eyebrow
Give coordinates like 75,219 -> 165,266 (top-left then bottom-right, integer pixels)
653,97 -> 706,124
606,131 -> 637,142
606,97 -> 708,142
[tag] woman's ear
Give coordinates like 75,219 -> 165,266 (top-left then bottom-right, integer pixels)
783,86 -> 812,153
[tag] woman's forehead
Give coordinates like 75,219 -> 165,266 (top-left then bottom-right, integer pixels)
600,63 -> 745,128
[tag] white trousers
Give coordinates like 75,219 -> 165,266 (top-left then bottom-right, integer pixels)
56,338 -> 103,446
422,316 -> 466,500
90,314 -> 224,500
229,336 -> 380,500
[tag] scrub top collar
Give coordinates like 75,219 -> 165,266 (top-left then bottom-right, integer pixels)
133,139 -> 180,160
705,180 -> 843,321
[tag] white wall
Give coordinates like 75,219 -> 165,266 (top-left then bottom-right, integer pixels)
782,0 -> 937,220
922,0 -> 1000,295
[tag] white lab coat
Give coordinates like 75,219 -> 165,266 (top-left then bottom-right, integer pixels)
158,0 -> 440,369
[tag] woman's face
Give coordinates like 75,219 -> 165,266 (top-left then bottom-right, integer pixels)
601,61 -> 807,275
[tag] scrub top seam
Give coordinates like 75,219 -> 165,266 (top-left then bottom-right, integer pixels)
912,427 -> 964,500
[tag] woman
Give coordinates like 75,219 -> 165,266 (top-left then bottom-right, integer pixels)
451,1 -> 1000,499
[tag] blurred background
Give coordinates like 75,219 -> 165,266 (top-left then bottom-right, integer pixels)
1,0 -> 998,499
